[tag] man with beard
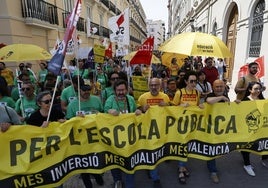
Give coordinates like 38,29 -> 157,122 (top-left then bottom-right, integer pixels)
235,62 -> 265,100
104,79 -> 141,188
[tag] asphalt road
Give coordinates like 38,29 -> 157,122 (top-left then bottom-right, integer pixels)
63,84 -> 268,188
63,151 -> 268,188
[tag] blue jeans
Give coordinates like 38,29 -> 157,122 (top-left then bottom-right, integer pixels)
178,161 -> 186,167
149,169 -> 160,181
207,159 -> 217,173
111,169 -> 135,188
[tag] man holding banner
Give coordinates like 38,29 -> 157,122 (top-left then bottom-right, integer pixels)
104,79 -> 141,188
235,62 -> 264,100
137,78 -> 170,187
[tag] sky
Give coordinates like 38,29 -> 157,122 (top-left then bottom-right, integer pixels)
139,0 -> 169,28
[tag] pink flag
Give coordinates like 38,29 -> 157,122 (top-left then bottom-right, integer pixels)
48,0 -> 82,75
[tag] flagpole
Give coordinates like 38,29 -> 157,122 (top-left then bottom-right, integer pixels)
46,76 -> 60,122
16,69 -> 25,119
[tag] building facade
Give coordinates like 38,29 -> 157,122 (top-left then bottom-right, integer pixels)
146,19 -> 166,50
168,0 -> 268,89
0,0 -> 148,70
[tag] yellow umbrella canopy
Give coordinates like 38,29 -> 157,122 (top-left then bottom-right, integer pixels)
159,32 -> 232,58
0,44 -> 52,62
161,52 -> 188,67
123,51 -> 161,64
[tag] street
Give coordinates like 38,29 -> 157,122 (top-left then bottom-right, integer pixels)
63,151 -> 268,188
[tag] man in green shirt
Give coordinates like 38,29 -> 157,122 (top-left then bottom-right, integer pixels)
60,75 -> 84,112
66,84 -> 104,187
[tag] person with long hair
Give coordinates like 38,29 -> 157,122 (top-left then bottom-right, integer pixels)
240,81 -> 266,176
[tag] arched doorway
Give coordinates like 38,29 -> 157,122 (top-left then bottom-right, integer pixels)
225,5 -> 238,82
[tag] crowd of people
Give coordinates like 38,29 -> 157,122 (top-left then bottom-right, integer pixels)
0,56 -> 267,188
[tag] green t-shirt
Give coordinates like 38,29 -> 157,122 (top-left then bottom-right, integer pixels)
72,69 -> 89,79
104,95 -> 137,114
96,73 -> 107,90
15,96 -> 39,119
60,85 -> 77,105
101,86 -> 115,103
38,69 -> 48,82
0,96 -> 16,108
66,95 -> 103,119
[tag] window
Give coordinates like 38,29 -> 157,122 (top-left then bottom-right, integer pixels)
249,0 -> 265,57
63,0 -> 74,12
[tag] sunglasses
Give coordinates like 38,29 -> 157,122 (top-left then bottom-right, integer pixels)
80,85 -> 91,91
21,87 -> 31,91
189,80 -> 197,84
111,77 -> 119,81
41,99 -> 52,104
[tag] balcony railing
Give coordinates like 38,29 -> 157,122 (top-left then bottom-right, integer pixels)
21,0 -> 59,25
62,12 -> 85,32
20,0 -> 119,40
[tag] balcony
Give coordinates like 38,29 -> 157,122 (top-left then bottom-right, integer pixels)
21,0 -> 59,29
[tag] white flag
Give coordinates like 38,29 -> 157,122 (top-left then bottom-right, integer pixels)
108,8 -> 129,45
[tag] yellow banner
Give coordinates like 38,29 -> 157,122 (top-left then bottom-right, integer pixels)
132,76 -> 148,100
1,100 -> 268,187
93,44 -> 105,63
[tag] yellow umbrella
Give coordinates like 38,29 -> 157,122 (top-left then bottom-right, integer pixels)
0,44 -> 52,62
159,32 -> 232,58
161,52 -> 188,67
123,51 -> 161,64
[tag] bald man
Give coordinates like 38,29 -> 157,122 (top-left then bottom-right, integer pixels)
137,77 -> 170,187
204,79 -> 231,183
137,77 -> 170,113
206,79 -> 230,104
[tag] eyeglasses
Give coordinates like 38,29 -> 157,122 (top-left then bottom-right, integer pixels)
111,77 -> 119,81
189,80 -> 197,84
149,84 -> 160,87
41,99 -> 52,104
21,87 -> 31,91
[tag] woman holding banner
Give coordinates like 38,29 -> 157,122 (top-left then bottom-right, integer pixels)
240,81 -> 268,176
172,71 -> 204,184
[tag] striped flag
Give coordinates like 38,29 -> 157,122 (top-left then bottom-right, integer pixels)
48,0 -> 82,75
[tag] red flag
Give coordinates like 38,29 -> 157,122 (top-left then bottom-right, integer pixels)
238,64 -> 248,78
130,36 -> 154,65
48,0 -> 82,75
116,14 -> 124,27
238,56 -> 265,79
255,56 -> 264,78
105,43 -> 113,58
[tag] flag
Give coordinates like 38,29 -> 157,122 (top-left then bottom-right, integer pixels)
130,36 -> 154,65
105,43 -> 113,58
255,56 -> 264,78
48,0 -> 82,75
238,64 -> 248,78
238,56 -> 265,79
50,37 -> 61,56
108,8 -> 129,45
116,14 -> 124,27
